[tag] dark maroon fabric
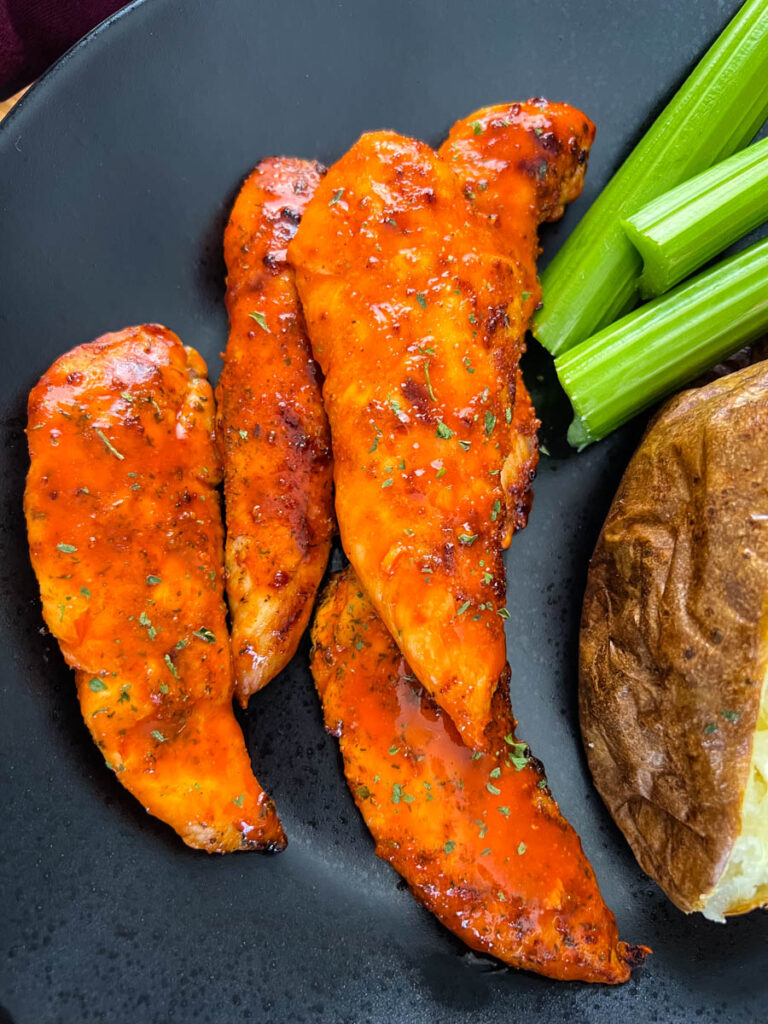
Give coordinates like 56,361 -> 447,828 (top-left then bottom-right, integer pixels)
0,0 -> 128,98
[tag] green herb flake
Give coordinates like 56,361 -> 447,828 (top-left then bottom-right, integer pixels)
416,292 -> 427,310
489,766 -> 501,779
458,439 -> 471,451
249,310 -> 269,332
230,793 -> 245,808
402,793 -> 415,804
498,805 -> 510,817
517,842 -> 527,855
329,188 -> 345,206
458,533 -> 478,546
193,627 -> 216,644
505,406 -> 512,423
392,783 -> 404,804
497,607 -> 510,620
481,847 -> 492,857
238,429 -> 248,440
356,785 -> 371,800
57,543 -> 77,554
146,575 -> 162,586
120,391 -> 134,403
159,683 -> 169,695
164,654 -> 180,680
80,586 -> 91,599
537,779 -> 548,790
381,478 -> 393,489
436,421 -> 454,440
722,709 -> 741,723
486,782 -> 501,796
490,499 -> 502,522
471,751 -> 484,761
151,730 -> 167,743
444,840 -> 456,853
95,428 -> 125,460
88,677 -> 107,693
471,120 -> 484,136
704,723 -> 718,734
436,467 -> 447,478
484,411 -> 497,437
522,291 -> 531,302
424,360 -> 436,401
389,745 -> 400,756
457,600 -> 471,616
463,356 -> 475,374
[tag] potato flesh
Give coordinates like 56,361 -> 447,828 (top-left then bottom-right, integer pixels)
704,663 -> 768,921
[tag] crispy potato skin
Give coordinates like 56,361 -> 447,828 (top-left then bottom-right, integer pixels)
579,361 -> 768,912
290,107 -> 591,748
311,568 -> 645,983
217,158 -> 334,702
25,326 -> 286,853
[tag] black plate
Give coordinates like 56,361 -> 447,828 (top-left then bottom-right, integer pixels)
1,2 -> 766,1021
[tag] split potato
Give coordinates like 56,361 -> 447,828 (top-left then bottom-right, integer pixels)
579,360 -> 768,920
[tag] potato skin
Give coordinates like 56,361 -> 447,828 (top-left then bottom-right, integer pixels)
579,360 -> 768,913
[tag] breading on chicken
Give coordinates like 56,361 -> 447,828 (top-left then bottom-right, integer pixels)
25,325 -> 285,853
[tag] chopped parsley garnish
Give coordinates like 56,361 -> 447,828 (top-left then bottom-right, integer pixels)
517,842 -> 526,855
484,411 -> 496,437
486,782 -> 501,796
146,575 -> 162,586
471,120 -> 484,135
522,291 -> 531,302
490,499 -> 501,522
120,391 -> 133,402
458,439 -> 471,451
392,783 -> 404,804
381,478 -> 393,488
458,533 -> 478,546
416,292 -> 427,309
457,600 -> 471,616
463,356 -> 475,374
505,406 -> 512,423
329,188 -> 345,206
193,628 -> 216,644
249,310 -> 269,331
498,806 -> 510,817
238,429 -> 248,440
489,766 -> 501,778
88,677 -> 107,692
159,683 -> 169,695
389,397 -> 402,415
704,723 -> 718,734
722,709 -> 741,723
139,611 -> 158,641
369,430 -> 382,453
444,840 -> 456,853
151,730 -> 167,743
232,794 -> 245,807
504,737 -> 530,770
95,428 -> 125,460
389,745 -> 400,756
436,467 -> 446,478
481,848 -> 491,856
80,586 -> 91,599
356,785 -> 371,800
57,543 -> 77,554
424,360 -> 436,401
436,421 -> 454,439
497,607 -> 510,620
164,654 -> 180,680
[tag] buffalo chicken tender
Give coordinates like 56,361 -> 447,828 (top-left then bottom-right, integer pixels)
580,360 -> 768,918
25,326 -> 286,853
311,568 -> 648,982
290,107 -> 593,749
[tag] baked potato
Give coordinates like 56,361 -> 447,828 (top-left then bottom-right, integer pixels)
579,359 -> 768,920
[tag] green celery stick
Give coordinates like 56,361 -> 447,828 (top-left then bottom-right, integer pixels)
534,0 -> 768,357
623,137 -> 768,297
555,235 -> 768,447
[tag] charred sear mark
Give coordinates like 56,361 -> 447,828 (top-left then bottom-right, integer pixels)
536,131 -> 562,156
281,207 -> 301,226
262,252 -> 282,272
401,377 -> 430,413
486,304 -> 510,335
518,157 -> 548,181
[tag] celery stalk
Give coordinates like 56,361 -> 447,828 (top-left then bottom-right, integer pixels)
623,137 -> 768,297
534,0 -> 768,357
555,236 -> 768,447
